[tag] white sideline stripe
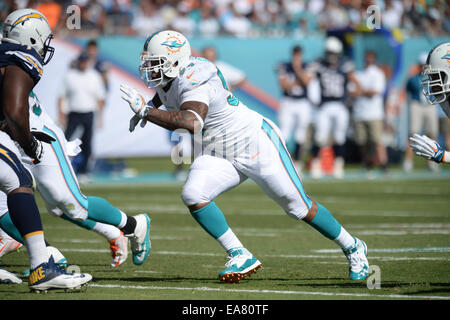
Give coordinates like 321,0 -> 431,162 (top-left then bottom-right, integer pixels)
57,248 -> 450,261
313,247 -> 450,253
89,284 -> 450,300
349,223 -> 450,229
357,230 -> 450,235
341,211 -> 449,217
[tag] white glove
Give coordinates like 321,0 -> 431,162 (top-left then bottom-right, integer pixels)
120,84 -> 150,132
120,84 -> 149,118
409,133 -> 445,163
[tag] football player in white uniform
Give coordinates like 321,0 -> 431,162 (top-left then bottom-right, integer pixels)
120,30 -> 369,283
0,8 -> 92,291
409,42 -> 450,164
0,91 -> 132,269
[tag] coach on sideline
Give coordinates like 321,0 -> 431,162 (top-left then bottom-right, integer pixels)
58,52 -> 106,178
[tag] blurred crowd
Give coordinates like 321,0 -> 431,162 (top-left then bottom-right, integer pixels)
1,0 -> 449,38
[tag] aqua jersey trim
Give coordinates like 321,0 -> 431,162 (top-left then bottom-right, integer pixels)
42,126 -> 88,211
261,119 -> 312,209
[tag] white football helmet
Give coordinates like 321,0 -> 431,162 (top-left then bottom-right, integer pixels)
421,42 -> 450,109
1,8 -> 54,65
139,30 -> 191,88
325,36 -> 343,54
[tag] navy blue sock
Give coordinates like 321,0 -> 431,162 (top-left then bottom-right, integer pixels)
7,193 -> 43,238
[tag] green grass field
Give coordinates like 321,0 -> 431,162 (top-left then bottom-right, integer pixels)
1,172 -> 449,300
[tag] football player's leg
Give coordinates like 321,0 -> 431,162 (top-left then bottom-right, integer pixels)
278,98 -> 296,142
311,106 -> 330,178
35,126 -> 130,265
332,102 -> 349,178
0,191 -> 22,242
181,155 -> 246,249
78,113 -> 93,174
181,155 -> 260,282
0,141 -> 49,270
256,119 -> 369,280
293,100 -> 312,167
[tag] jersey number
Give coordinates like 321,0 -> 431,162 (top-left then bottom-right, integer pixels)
217,68 -> 239,106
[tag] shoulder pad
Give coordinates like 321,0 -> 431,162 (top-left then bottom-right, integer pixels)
178,57 -> 215,92
0,43 -> 43,83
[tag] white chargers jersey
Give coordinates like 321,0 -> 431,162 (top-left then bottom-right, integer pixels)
155,56 -> 262,158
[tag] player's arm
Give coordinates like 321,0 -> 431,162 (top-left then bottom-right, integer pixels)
144,101 -> 207,134
120,84 -> 207,134
1,65 -> 38,159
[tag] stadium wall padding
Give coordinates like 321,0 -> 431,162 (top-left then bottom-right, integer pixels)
34,35 -> 449,158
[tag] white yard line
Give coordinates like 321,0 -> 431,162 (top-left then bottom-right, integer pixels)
58,248 -> 450,261
313,247 -> 450,253
89,283 -> 450,300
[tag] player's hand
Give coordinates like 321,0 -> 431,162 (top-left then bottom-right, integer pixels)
409,134 -> 444,163
31,130 -> 56,144
120,84 -> 148,119
129,114 -> 148,132
30,136 -> 44,164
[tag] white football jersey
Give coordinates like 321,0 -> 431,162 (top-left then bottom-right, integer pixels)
155,56 -> 262,158
28,91 -> 55,132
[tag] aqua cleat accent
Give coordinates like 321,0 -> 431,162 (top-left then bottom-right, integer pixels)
343,237 -> 369,281
219,248 -> 262,283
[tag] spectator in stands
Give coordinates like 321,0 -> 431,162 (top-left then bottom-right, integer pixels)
197,4 -> 221,38
34,0 -> 62,31
170,2 -> 196,38
222,3 -> 251,38
351,51 -> 388,177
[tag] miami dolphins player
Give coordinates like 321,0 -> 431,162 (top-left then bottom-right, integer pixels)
0,91 -> 132,269
409,42 -> 450,164
0,8 -> 91,291
120,30 -> 369,283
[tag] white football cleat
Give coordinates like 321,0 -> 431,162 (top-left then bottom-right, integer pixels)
127,214 -> 151,265
0,269 -> 22,284
109,232 -> 128,267
219,248 -> 262,283
342,237 -> 370,280
0,236 -> 23,259
29,256 -> 92,292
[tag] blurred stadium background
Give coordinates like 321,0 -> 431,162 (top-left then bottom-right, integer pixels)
1,0 -> 449,182
1,0 -> 450,300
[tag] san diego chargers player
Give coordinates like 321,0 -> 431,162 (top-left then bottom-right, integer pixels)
309,37 -> 362,179
410,42 -> 450,164
121,30 -> 369,283
0,8 -> 92,291
276,45 -> 313,173
0,91 -> 130,269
